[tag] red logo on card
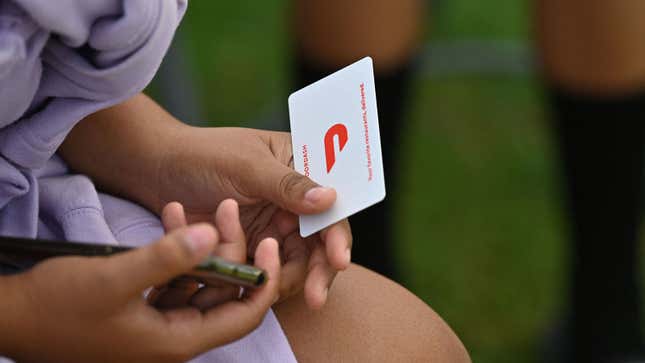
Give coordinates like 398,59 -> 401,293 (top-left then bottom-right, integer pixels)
324,123 -> 348,173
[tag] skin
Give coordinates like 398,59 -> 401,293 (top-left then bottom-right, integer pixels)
536,0 -> 645,94
290,0 -> 645,361
275,265 -> 471,363
59,93 -> 352,310
4,5 -> 471,356
161,202 -> 471,362
150,200 -> 248,310
294,0 -> 425,73
0,200 -> 470,363
297,0 -> 645,92
0,222 -> 282,363
50,93 -> 470,362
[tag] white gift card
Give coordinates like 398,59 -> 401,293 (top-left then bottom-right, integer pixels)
289,57 -> 386,237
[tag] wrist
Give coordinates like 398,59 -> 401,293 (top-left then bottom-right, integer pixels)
147,122 -> 198,215
104,95 -> 193,214
60,94 -> 192,216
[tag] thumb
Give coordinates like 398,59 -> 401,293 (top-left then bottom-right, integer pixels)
258,161 -> 337,215
109,224 -> 218,298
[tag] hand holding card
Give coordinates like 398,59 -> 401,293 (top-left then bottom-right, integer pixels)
289,57 -> 386,237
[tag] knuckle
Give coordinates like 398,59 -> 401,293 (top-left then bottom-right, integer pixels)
277,172 -> 308,199
280,274 -> 304,299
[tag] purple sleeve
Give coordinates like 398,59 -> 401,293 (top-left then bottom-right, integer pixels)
0,0 -> 187,233
0,0 -> 187,170
0,2 -> 298,362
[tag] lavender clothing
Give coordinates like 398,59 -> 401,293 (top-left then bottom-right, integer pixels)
0,1 -> 296,362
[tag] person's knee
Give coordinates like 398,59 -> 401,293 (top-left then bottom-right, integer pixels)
274,264 -> 470,363
536,0 -> 645,95
293,0 -> 425,73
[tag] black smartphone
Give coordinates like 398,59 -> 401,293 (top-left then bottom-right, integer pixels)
0,236 -> 266,288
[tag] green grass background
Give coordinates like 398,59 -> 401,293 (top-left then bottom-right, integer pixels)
161,1 -> 568,362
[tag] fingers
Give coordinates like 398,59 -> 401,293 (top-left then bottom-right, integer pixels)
258,161 -> 337,215
154,202 -> 200,308
321,219 -> 352,270
277,232 -> 309,302
107,224 -> 218,299
161,202 -> 188,232
151,278 -> 201,309
190,237 -> 281,350
191,199 -> 246,310
212,199 -> 246,262
273,212 -> 351,306
299,220 -> 351,309
304,243 -> 337,310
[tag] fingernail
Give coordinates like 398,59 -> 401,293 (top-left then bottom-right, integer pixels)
273,294 -> 280,305
345,248 -> 351,265
182,225 -> 214,256
304,187 -> 330,204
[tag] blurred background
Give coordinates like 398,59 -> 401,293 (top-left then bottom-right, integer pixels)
149,1 -> 645,362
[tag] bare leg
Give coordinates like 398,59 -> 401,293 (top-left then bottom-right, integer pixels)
275,264 -> 470,362
293,0 -> 424,73
292,0 -> 426,279
536,0 -> 645,95
536,1 -> 645,361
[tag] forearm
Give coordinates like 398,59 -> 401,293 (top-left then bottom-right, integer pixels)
59,93 -> 189,214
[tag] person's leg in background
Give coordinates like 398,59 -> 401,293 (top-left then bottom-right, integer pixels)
536,1 -> 645,361
291,0 -> 426,279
